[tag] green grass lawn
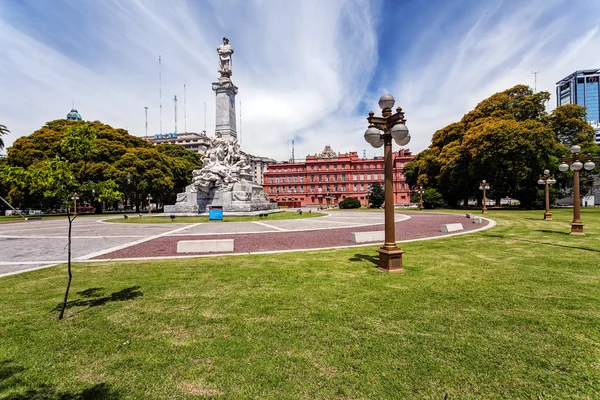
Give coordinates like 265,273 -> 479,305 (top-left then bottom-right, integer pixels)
0,214 -> 102,224
104,211 -> 326,224
1,209 -> 599,399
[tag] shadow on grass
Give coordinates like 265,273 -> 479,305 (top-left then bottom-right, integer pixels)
484,233 -> 600,253
52,286 -> 143,312
533,229 -> 570,236
1,360 -> 120,399
3,383 -> 120,400
348,253 -> 379,266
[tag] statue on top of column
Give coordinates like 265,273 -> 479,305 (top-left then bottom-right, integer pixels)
217,37 -> 234,78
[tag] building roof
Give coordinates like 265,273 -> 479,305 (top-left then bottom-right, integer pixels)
556,68 -> 600,84
66,108 -> 82,121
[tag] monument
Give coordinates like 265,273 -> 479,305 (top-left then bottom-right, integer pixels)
213,37 -> 238,141
165,38 -> 276,214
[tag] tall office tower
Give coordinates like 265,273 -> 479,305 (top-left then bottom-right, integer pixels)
556,69 -> 600,144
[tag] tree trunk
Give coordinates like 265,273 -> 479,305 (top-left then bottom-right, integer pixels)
58,212 -> 76,320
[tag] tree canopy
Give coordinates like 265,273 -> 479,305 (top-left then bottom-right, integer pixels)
404,85 -> 598,209
3,119 -> 202,212
0,124 -> 9,150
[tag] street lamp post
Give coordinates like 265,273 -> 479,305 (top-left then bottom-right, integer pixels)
413,185 -> 424,210
478,180 -> 490,214
558,145 -> 595,235
71,192 -> 79,215
146,194 -> 153,215
364,94 -> 410,272
537,170 -> 556,220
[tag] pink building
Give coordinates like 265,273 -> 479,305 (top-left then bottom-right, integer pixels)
263,145 -> 414,207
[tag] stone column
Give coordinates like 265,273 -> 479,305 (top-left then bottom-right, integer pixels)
212,78 -> 238,141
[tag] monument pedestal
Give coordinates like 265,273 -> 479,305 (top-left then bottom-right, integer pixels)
212,78 -> 238,141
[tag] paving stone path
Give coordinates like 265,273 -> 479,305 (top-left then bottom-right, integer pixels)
0,211 -> 492,277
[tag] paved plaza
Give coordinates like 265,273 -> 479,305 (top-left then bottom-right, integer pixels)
0,211 -> 492,277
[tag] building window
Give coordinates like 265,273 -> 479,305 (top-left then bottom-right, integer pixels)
300,177 -> 304,183
353,174 -> 357,181
360,174 -> 365,180
270,178 -> 273,184
353,184 -> 358,191
318,176 -> 322,182
342,174 -> 346,181
311,186 -> 315,192
311,175 -> 314,182
342,185 -> 346,192
366,174 -> 371,180
276,177 -> 280,184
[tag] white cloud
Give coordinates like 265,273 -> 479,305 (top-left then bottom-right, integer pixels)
387,0 -> 600,151
1,0 -> 598,160
0,0 -> 378,160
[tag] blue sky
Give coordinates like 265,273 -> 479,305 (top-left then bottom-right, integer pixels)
1,0 -> 599,159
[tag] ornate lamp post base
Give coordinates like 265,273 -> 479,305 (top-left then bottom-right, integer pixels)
376,247 -> 405,272
543,211 -> 552,221
570,221 -> 584,236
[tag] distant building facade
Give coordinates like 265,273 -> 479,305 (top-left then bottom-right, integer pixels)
262,145 -> 414,208
149,131 -> 211,153
147,131 -> 275,185
556,68 -> 600,144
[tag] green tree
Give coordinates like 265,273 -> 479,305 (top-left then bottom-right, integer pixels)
411,188 -> 445,209
0,124 -> 9,150
339,197 -> 361,209
403,84 -> 580,208
24,157 -> 79,320
114,148 -> 175,212
4,119 -> 199,212
94,180 -> 123,212
549,104 -> 596,148
61,123 -> 98,183
28,157 -> 78,210
368,182 -> 384,208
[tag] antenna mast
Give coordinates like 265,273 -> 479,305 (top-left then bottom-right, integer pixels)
174,95 -> 178,134
290,139 -> 295,162
532,70 -> 539,93
159,55 -> 163,134
144,106 -> 148,139
184,83 -> 187,133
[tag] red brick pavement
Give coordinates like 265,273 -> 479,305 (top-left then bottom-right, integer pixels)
94,213 -> 488,259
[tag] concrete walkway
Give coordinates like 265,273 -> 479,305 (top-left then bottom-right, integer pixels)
0,211 -> 493,277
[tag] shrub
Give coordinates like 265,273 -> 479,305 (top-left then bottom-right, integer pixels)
339,197 -> 361,209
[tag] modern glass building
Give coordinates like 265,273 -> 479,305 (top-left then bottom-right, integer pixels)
556,68 -> 600,144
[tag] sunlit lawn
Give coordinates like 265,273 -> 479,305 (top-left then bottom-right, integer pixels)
0,208 -> 599,399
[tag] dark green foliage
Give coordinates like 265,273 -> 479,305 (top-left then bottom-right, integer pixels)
368,182 -> 384,208
404,84 -> 597,209
0,123 -> 9,150
339,197 -> 361,209
411,188 -> 445,209
2,120 -> 202,211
